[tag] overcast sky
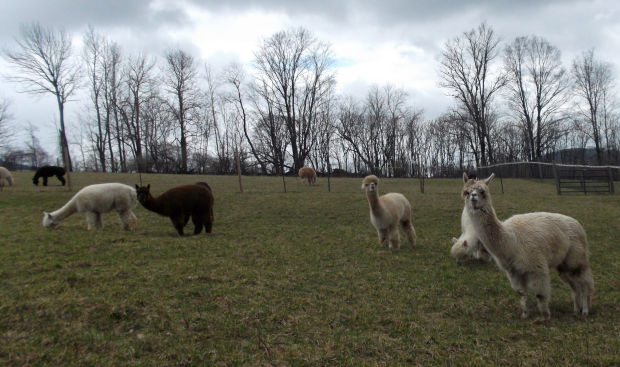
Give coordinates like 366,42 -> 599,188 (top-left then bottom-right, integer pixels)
1,0 -> 619,157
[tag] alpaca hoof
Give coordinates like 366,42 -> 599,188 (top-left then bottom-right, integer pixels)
532,317 -> 549,325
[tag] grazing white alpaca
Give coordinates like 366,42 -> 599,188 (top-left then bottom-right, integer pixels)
362,175 -> 416,248
450,206 -> 492,263
42,183 -> 137,231
0,166 -> 14,189
462,173 -> 594,319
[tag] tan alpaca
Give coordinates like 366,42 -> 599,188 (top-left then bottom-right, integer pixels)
450,206 -> 492,263
298,167 -> 316,185
462,173 -> 594,319
362,175 -> 416,248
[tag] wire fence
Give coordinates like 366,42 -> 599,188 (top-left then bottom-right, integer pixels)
477,162 -> 620,181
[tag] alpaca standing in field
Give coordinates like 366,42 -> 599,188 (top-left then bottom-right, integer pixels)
42,183 -> 137,230
298,167 -> 316,185
462,173 -> 594,319
135,183 -> 214,236
33,165 -> 66,186
362,175 -> 416,248
0,166 -> 14,190
450,206 -> 491,263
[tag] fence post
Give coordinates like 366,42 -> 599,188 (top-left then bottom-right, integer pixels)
538,162 -> 543,180
553,163 -> 561,195
608,167 -> 615,194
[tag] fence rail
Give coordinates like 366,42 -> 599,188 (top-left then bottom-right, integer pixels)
477,162 -> 618,195
477,162 -> 620,181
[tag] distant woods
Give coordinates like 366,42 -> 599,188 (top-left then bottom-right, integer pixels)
2,22 -> 619,176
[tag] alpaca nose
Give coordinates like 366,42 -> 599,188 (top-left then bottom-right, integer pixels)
470,192 -> 478,202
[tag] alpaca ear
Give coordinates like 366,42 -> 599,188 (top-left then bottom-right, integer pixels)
451,237 -> 458,244
135,184 -> 139,190
147,184 -> 150,190
484,173 -> 495,185
463,172 -> 469,183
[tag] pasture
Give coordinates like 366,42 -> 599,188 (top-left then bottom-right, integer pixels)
0,171 -> 618,366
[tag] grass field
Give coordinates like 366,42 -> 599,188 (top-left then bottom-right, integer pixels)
0,171 -> 618,366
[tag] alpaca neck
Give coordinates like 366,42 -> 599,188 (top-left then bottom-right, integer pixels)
141,195 -> 166,215
366,191 -> 384,217
468,203 -> 515,264
50,198 -> 78,222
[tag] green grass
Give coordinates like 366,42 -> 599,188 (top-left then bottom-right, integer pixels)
0,171 -> 618,366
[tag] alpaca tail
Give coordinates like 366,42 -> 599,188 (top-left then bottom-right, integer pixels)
404,221 -> 416,247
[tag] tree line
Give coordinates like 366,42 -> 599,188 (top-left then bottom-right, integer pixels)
1,22 -> 618,177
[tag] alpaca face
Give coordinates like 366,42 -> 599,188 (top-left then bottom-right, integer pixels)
361,175 -> 379,192
462,173 -> 494,210
135,184 -> 151,204
41,212 -> 57,228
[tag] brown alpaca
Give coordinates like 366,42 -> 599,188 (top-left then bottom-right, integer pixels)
462,173 -> 593,319
298,167 -> 316,185
135,184 -> 214,235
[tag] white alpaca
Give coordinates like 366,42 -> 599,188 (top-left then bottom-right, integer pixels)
42,183 -> 137,231
362,175 -> 416,248
0,166 -> 14,190
450,206 -> 492,263
462,173 -> 594,319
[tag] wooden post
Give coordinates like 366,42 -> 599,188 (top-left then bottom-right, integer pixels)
327,161 -> 332,193
608,167 -> 615,194
61,132 -> 72,191
235,149 -> 243,193
553,163 -> 561,195
499,172 -> 504,194
538,162 -> 543,180
418,160 -> 424,194
580,169 -> 586,195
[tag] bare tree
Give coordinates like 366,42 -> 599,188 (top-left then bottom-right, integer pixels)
118,53 -> 157,171
3,22 -> 80,178
439,22 -> 506,166
223,63 -> 267,173
0,98 -> 13,151
254,27 -> 335,172
504,35 -> 568,161
163,48 -> 201,173
103,42 -> 125,171
82,25 -> 108,171
572,49 -> 616,164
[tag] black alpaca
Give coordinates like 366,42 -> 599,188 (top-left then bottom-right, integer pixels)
135,184 -> 214,235
33,165 -> 66,186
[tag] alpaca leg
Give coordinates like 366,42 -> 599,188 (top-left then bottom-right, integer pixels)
529,274 -> 551,319
507,273 -> 529,318
119,210 -> 137,231
192,215 -> 204,235
401,220 -> 416,247
43,176 -> 48,186
378,229 -> 389,248
575,267 -> 594,316
57,174 -> 66,186
94,213 -> 103,229
389,226 -> 400,249
558,270 -> 580,314
171,216 -> 185,236
85,212 -> 98,230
